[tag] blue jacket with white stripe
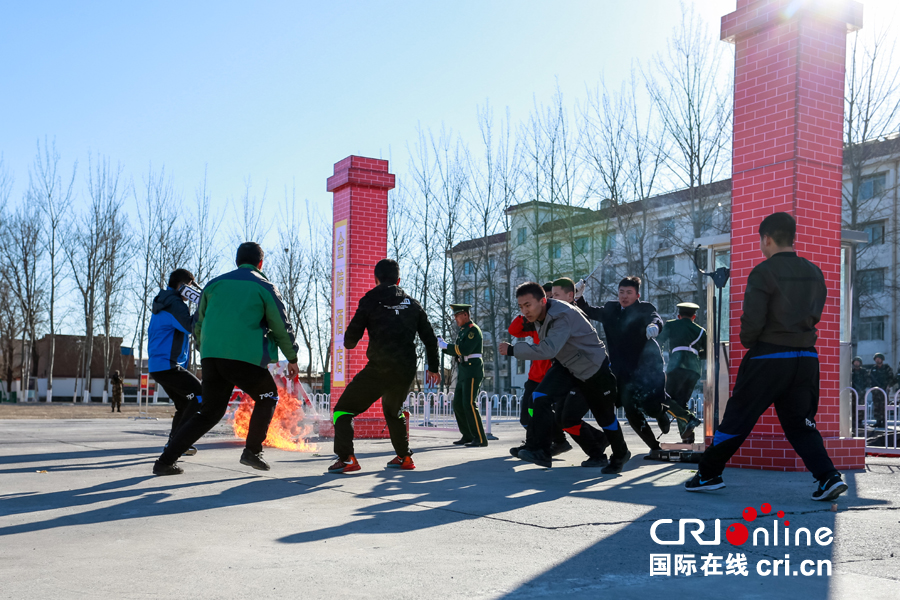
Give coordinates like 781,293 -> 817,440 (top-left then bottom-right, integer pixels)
148,288 -> 195,373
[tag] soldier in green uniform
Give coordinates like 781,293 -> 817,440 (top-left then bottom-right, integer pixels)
870,353 -> 894,427
438,304 -> 488,447
657,303 -> 704,443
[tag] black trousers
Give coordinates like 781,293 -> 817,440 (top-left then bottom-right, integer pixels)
617,369 -> 668,451
698,342 -> 838,481
151,366 -> 202,440
664,368 -> 701,438
332,364 -> 416,460
519,378 -> 567,445
527,361 -> 626,459
159,358 -> 279,464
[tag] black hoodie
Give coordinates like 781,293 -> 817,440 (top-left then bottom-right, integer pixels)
344,284 -> 439,373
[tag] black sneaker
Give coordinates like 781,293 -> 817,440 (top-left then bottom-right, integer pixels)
811,473 -> 847,501
152,461 -> 183,476
452,438 -> 472,446
518,448 -> 552,468
601,451 -> 632,474
684,472 -> 725,492
183,446 -> 198,457
549,440 -> 573,457
682,417 -> 702,440
240,449 -> 270,471
509,444 -> 526,458
581,454 -> 609,468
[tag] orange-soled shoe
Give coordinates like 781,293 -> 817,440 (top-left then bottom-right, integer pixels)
327,455 -> 361,474
386,455 -> 415,470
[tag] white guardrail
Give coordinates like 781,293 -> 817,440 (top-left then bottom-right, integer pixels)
298,390 -> 707,436
848,386 -> 900,453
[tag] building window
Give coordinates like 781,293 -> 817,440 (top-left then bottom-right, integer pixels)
861,221 -> 885,246
658,256 -> 675,278
464,260 -> 474,276
549,243 -> 562,259
516,359 -> 525,375
858,268 -> 885,295
859,316 -> 886,341
574,236 -> 590,255
489,257 -> 497,272
695,248 -> 708,271
657,220 -> 676,249
516,263 -> 526,278
517,227 -> 527,245
462,289 -> 474,305
483,288 -> 493,303
656,293 -> 677,316
858,173 -> 887,201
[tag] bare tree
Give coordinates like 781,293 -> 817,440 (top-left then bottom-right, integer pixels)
229,177 -> 270,246
0,202 -> 46,398
0,283 -> 22,394
645,4 -> 732,311
99,192 -> 133,392
66,156 -> 124,400
30,138 -> 76,401
275,187 -> 319,384
843,24 -> 900,357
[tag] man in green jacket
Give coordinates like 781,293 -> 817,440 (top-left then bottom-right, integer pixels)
153,242 -> 300,475
657,302 -> 704,443
438,304 -> 488,447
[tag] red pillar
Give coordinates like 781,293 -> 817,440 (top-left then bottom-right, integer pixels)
325,156 -> 395,438
720,0 -> 865,470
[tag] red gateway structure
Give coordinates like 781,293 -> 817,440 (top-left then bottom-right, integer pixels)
327,156 -> 396,439
720,0 -> 865,470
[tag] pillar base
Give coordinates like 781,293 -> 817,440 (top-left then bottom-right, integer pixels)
316,413 -> 410,440
706,434 -> 866,471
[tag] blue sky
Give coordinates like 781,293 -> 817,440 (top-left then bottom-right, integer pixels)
0,0 -> 895,229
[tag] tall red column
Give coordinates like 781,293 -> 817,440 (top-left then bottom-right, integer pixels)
326,156 -> 395,438
720,0 -> 865,470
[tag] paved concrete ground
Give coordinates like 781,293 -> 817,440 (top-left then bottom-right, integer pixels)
0,418 -> 897,599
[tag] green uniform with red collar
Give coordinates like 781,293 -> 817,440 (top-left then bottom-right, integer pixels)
443,316 -> 487,446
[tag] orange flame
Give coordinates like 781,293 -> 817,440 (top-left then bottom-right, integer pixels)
228,386 -> 318,452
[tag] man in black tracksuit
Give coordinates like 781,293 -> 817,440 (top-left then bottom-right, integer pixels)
685,212 -> 847,502
575,277 -> 670,458
328,259 -> 440,474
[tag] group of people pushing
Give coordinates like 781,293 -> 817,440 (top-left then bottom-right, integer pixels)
150,213 -> 849,504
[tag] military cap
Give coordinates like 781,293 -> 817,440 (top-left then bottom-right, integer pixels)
852,356 -> 863,364
873,352 -> 885,361
677,302 -> 700,315
450,303 -> 472,315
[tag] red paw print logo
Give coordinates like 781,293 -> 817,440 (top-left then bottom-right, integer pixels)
726,502 -> 788,545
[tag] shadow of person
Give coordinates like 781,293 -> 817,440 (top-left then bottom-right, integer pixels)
495,467 -> 885,598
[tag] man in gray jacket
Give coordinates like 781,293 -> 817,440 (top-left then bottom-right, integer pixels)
500,282 -> 630,474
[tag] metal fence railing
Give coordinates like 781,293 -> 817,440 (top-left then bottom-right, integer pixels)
854,387 -> 900,453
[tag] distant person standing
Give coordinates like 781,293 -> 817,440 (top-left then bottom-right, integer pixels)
153,243 -> 300,476
850,357 -> 870,429
110,370 -> 123,413
148,268 -> 203,455
870,353 -> 893,427
439,304 -> 488,447
685,212 -> 847,501
327,259 -> 440,474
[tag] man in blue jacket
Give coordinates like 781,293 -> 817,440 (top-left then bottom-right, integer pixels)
148,268 -> 202,455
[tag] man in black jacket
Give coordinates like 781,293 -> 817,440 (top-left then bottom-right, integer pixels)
328,259 -> 440,474
575,276 -> 670,458
685,212 -> 847,502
